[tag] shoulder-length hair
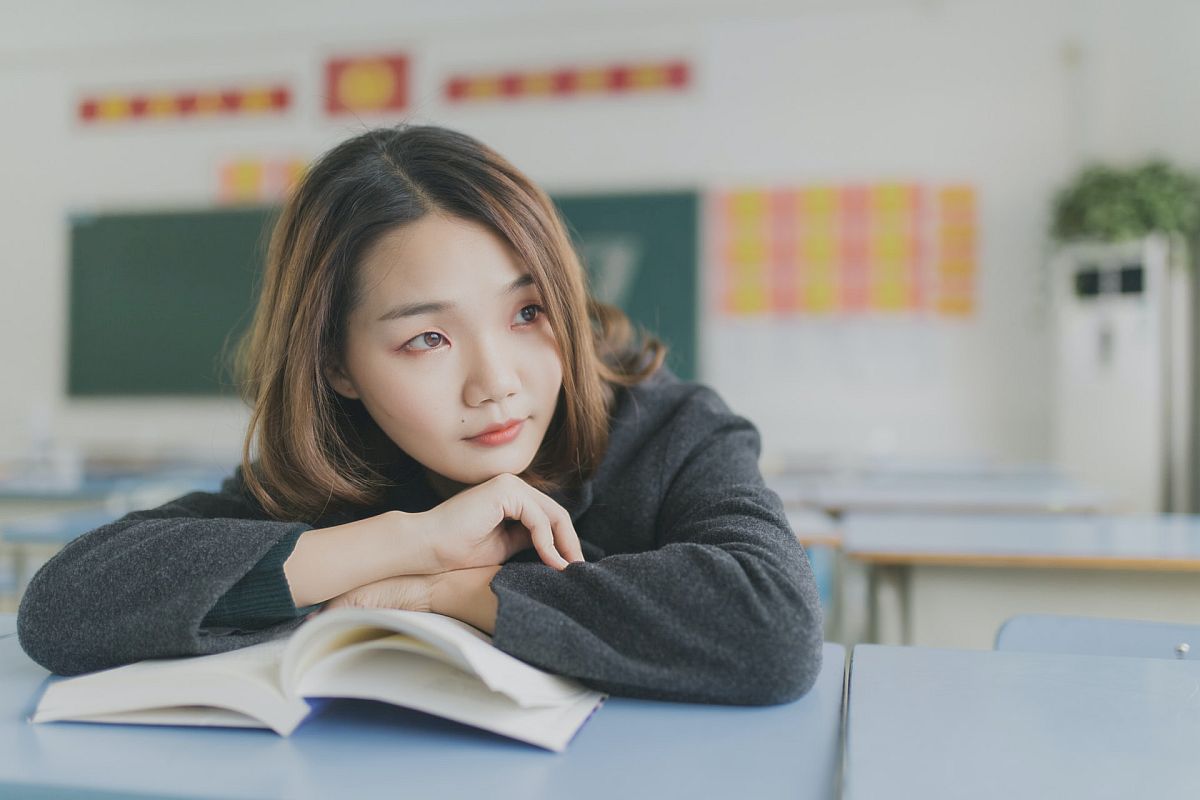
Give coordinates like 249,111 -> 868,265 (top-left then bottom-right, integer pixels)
236,125 -> 665,521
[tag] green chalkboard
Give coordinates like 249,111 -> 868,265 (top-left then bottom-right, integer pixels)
68,207 -> 274,396
554,191 -> 698,379
66,191 -> 698,396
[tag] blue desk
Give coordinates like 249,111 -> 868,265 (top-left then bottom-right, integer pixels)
0,465 -> 227,509
769,472 -> 1106,516
995,614 -> 1200,660
844,644 -> 1200,798
0,617 -> 845,799
843,513 -> 1200,647
0,468 -> 227,604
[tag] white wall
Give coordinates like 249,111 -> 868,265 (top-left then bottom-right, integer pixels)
1,0 -> 1196,469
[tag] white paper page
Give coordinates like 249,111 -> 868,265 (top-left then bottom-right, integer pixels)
283,609 -> 590,707
297,645 -> 604,752
33,638 -> 309,735
64,706 -> 269,729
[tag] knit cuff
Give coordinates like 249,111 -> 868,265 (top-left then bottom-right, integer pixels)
200,525 -> 318,630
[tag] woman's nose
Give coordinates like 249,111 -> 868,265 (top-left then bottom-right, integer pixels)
462,339 -> 521,407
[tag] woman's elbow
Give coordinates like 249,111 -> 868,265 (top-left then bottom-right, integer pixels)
734,615 -> 824,705
17,565 -> 102,676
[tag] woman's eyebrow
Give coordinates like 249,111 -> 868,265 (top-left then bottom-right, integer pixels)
376,274 -> 535,322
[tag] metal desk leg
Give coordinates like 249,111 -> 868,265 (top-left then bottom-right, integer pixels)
868,564 -> 911,645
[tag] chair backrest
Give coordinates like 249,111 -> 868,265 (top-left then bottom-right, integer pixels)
995,614 -> 1198,660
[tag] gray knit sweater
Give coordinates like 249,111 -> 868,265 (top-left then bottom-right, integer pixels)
18,370 -> 823,704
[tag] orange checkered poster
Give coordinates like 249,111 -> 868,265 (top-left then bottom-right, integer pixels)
325,54 -> 409,115
713,184 -> 976,317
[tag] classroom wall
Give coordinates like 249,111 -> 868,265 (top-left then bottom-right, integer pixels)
2,0 -> 1198,469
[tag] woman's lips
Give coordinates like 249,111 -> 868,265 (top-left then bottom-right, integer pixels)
467,419 -> 525,447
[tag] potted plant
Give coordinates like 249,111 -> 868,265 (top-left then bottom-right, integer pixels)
1051,160 -> 1200,244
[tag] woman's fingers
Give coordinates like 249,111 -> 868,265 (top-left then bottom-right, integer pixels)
541,500 -> 585,564
514,498 -> 569,570
496,476 -> 585,569
497,520 -> 534,561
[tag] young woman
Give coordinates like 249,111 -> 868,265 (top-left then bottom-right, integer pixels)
18,125 -> 823,704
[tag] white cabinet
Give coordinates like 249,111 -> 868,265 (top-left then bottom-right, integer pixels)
1051,234 -> 1192,512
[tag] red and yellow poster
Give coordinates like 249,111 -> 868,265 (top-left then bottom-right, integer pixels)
445,60 -> 689,103
325,54 -> 409,115
934,186 -> 977,316
218,158 -> 308,204
714,184 -> 976,317
78,85 -> 290,124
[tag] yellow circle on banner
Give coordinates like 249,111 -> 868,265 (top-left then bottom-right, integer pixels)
97,96 -> 129,120
338,61 -> 396,109
241,89 -> 271,112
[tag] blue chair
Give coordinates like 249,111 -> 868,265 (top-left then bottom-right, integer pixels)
995,614 -> 1199,660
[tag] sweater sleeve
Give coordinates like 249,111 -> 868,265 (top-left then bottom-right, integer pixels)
17,471 -> 316,676
200,525 -> 320,629
489,395 -> 824,706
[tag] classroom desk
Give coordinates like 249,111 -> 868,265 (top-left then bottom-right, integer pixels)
0,617 -> 845,799
0,468 -> 226,607
786,509 -> 843,641
995,613 -> 1200,660
844,513 -> 1200,647
844,644 -> 1200,798
0,475 -> 121,521
0,465 -> 227,518
768,472 -> 1107,516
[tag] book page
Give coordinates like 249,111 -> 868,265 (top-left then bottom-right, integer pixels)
62,706 -> 268,729
297,644 -> 604,752
283,609 -> 590,707
33,638 -> 310,735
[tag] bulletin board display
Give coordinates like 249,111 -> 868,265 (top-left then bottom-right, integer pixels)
67,207 -> 274,397
713,184 -> 976,317
555,191 -> 698,380
67,191 -> 698,396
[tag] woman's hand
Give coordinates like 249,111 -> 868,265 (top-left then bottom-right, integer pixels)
322,573 -> 437,614
415,473 -> 585,572
322,565 -> 503,634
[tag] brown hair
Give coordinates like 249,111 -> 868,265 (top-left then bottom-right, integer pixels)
236,125 -> 666,520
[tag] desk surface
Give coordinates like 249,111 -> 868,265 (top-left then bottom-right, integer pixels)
844,644 -> 1200,798
0,469 -> 227,545
770,473 -> 1106,515
0,617 -> 844,799
842,512 -> 1200,570
995,614 -> 1200,659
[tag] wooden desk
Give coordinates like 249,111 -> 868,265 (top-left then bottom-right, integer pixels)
0,617 -> 845,799
844,513 -> 1200,647
844,644 -> 1200,798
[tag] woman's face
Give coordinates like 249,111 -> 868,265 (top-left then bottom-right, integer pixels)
328,213 -> 564,494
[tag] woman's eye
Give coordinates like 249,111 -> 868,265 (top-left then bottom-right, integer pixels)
404,331 -> 446,351
514,304 -> 544,325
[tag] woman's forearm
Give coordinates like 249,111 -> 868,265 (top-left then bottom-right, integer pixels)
283,511 -> 433,607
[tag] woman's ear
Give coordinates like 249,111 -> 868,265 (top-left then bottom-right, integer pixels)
325,361 -> 360,399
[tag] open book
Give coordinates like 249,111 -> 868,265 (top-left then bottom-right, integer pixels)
31,608 -> 605,752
